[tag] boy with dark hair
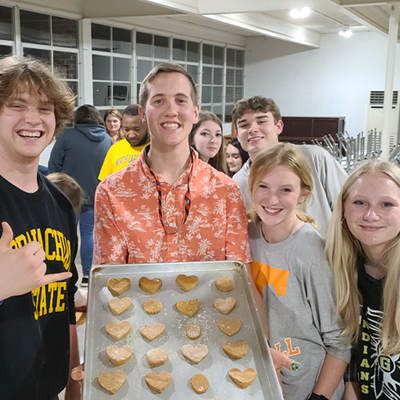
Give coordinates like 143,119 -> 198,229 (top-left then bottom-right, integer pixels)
98,104 -> 150,180
94,63 -> 250,265
232,95 -> 348,236
0,55 -> 81,400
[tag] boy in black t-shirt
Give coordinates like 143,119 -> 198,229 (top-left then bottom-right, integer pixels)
0,56 -> 81,400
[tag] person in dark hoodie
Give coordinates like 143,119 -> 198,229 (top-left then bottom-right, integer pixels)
49,104 -> 113,286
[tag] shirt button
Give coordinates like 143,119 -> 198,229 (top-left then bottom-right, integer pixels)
169,223 -> 174,227
171,252 -> 175,256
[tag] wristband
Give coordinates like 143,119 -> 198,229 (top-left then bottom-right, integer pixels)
308,394 -> 329,400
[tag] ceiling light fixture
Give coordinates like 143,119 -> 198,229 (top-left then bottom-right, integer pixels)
290,7 -> 311,19
339,27 -> 353,37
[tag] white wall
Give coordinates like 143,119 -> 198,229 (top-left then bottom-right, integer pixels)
245,32 -> 400,136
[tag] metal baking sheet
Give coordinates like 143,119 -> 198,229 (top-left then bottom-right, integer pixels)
82,260 -> 283,400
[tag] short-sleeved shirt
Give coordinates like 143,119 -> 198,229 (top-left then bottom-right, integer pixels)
98,139 -> 149,180
94,148 -> 251,264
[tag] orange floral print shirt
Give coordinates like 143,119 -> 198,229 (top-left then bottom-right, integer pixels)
93,148 -> 251,265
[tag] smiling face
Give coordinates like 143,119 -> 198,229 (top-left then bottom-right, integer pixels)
226,143 -> 243,173
344,172 -> 400,257
105,115 -> 121,136
236,111 -> 283,160
122,114 -> 148,147
192,120 -> 222,163
140,72 -> 199,152
252,165 -> 306,243
0,88 -> 56,165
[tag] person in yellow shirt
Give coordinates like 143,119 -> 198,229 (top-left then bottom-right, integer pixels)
98,104 -> 149,180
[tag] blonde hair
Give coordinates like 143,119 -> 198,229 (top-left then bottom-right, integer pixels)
248,143 -> 315,227
190,110 -> 227,174
325,160 -> 400,355
104,109 -> 124,141
0,56 -> 75,135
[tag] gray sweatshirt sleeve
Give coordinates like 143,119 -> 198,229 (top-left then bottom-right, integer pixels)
294,239 -> 351,363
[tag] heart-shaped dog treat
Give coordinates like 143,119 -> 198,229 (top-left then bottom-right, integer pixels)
107,278 -> 131,296
229,368 -> 257,388
98,370 -> 126,394
139,276 -> 162,294
190,373 -> 209,394
176,299 -> 200,316
214,297 -> 236,314
222,340 -> 249,359
105,320 -> 132,341
176,274 -> 198,292
139,323 -> 165,341
181,344 -> 208,364
146,348 -> 168,367
186,322 -> 201,339
217,318 -> 242,336
215,276 -> 233,292
143,299 -> 163,315
108,297 -> 132,315
106,344 -> 134,366
145,371 -> 172,393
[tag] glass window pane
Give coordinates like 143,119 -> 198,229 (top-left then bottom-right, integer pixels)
137,59 -> 152,82
187,41 -> 199,62
213,86 -> 223,103
113,84 -> 130,105
92,24 -> 111,52
214,46 -> 224,65
21,11 -> 50,45
227,48 -> 235,67
136,32 -> 152,57
235,87 -> 243,102
0,6 -> 13,41
226,87 -> 234,103
226,69 -> 234,85
187,65 -> 198,84
113,27 -> 131,54
203,44 -> 213,64
0,45 -> 12,56
52,17 -> 78,48
54,51 -> 78,79
154,35 -> 169,59
203,66 -> 212,85
235,69 -> 243,85
236,50 -> 245,67
202,86 -> 212,104
23,48 -> 51,63
225,104 -> 233,123
66,81 -> 78,106
113,57 -> 130,81
214,67 -> 223,85
173,38 -> 185,61
93,82 -> 111,107
212,105 -> 223,121
137,83 -> 141,101
92,55 -> 110,80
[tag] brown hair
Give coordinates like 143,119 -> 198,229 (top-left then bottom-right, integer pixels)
0,56 -> 75,135
190,110 -> 227,174
248,143 -> 315,227
232,96 -> 282,128
139,63 -> 198,109
104,109 -> 124,141
74,104 -> 104,126
47,172 -> 84,213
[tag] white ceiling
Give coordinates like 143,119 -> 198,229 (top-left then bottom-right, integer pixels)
11,0 -> 400,48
